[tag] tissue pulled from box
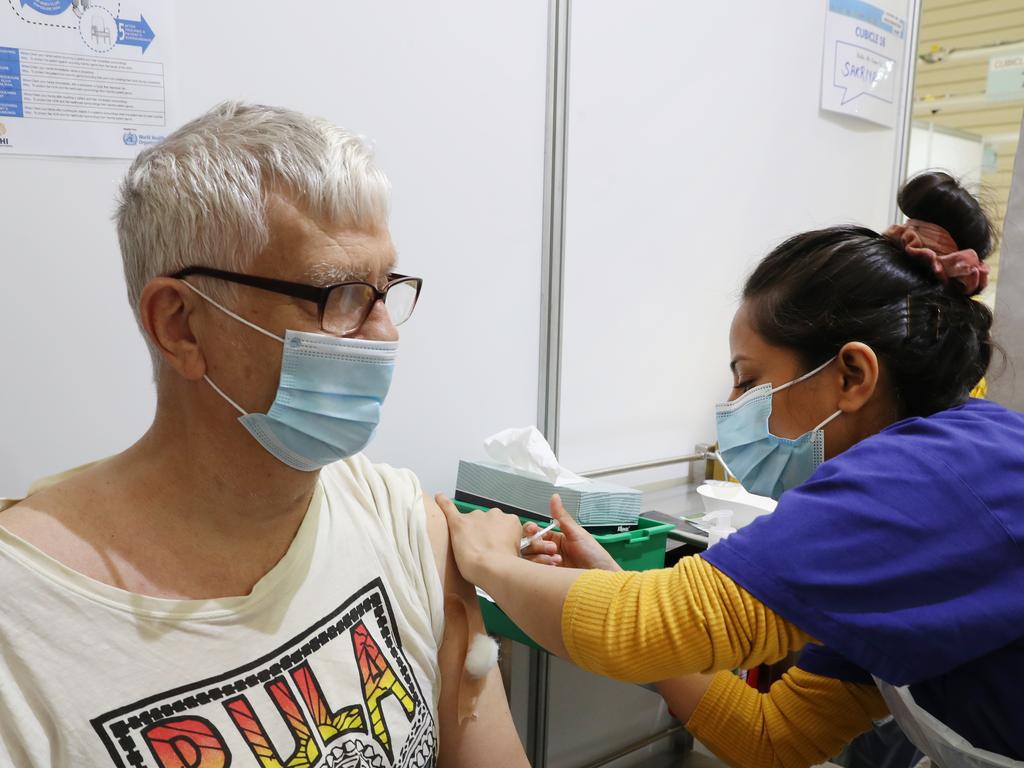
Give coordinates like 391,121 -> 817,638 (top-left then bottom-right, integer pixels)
483,426 -> 586,486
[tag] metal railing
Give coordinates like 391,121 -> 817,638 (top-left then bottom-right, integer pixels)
580,449 -> 716,480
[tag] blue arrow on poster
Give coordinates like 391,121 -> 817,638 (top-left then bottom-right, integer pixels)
115,15 -> 155,54
20,0 -> 73,15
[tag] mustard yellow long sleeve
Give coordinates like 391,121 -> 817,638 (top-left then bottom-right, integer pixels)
560,555 -> 892,766
561,556 -> 812,683
687,668 -> 888,768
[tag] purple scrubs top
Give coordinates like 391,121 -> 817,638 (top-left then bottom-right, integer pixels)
702,398 -> 1024,758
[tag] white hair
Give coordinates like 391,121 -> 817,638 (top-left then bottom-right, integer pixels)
115,101 -> 391,369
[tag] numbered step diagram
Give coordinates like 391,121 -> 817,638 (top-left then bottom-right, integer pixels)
0,0 -> 177,157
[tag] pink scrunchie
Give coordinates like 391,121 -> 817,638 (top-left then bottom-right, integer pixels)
884,219 -> 990,295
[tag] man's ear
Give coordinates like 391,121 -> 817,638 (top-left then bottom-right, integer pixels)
139,278 -> 207,380
836,341 -> 880,413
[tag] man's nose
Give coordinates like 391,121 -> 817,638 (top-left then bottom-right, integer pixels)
354,299 -> 399,341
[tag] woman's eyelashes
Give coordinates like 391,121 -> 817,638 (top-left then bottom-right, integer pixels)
733,374 -> 757,392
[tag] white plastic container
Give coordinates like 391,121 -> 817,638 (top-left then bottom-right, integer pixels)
700,511 -> 737,547
696,481 -> 777,529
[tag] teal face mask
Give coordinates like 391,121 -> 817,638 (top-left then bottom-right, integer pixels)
182,282 -> 397,471
714,358 -> 840,501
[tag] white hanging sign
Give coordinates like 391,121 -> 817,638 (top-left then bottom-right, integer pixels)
821,0 -> 907,128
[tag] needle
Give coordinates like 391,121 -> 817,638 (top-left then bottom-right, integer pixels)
519,520 -> 559,552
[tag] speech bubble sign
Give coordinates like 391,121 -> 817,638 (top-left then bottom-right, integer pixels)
834,40 -> 895,105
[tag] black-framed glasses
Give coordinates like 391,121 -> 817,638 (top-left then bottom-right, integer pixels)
171,266 -> 423,336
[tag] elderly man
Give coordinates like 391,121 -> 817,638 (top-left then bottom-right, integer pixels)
0,102 -> 526,768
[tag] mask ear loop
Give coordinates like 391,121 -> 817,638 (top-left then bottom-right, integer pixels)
177,279 -> 284,417
771,356 -> 837,395
178,279 -> 285,344
813,409 -> 843,432
778,357 -> 843,434
203,375 -> 248,417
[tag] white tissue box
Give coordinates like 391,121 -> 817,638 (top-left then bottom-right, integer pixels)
455,460 -> 642,527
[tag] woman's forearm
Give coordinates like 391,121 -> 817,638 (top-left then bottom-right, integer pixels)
479,554 -> 812,683
553,558 -> 811,683
655,674 -> 716,723
686,668 -> 888,768
476,555 -> 585,658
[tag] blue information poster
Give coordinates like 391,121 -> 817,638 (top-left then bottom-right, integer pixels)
0,0 -> 176,158
821,0 -> 908,128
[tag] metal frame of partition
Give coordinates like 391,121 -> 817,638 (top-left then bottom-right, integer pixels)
531,0 -> 571,764
894,0 -> 924,219
537,0 -> 571,455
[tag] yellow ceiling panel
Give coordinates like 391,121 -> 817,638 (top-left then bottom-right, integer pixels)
915,62 -> 988,91
926,114 -> 1023,134
923,0 -> 1024,26
919,20 -> 1024,50
914,0 -> 1024,137
922,0 -> 981,11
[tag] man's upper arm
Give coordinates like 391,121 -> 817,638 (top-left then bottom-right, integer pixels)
422,495 -> 528,768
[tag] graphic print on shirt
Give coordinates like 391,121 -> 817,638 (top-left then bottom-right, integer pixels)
91,579 -> 436,768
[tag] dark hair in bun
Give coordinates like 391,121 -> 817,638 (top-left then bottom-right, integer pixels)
898,171 -> 994,259
743,171 -> 995,418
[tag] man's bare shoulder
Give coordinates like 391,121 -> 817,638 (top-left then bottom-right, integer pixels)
2,457 -> 108,526
0,494 -> 58,535
0,467 -> 121,576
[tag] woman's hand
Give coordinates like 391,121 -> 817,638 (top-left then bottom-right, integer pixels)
436,494 -> 589,660
435,494 -> 523,585
521,494 -> 621,572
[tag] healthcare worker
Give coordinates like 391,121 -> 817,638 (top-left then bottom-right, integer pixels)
438,171 -> 1024,768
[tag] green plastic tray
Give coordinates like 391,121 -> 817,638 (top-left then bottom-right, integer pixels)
453,499 -> 674,648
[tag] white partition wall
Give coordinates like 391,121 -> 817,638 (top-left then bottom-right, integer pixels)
0,1 -> 549,497
556,0 -> 915,474
0,156 -> 153,497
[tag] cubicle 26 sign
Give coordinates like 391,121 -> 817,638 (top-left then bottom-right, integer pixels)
91,580 -> 436,768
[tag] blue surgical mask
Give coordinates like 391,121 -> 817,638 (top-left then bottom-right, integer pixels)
714,357 -> 840,500
182,282 -> 397,471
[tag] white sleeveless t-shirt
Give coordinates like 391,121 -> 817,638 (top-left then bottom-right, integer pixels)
0,455 -> 445,768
